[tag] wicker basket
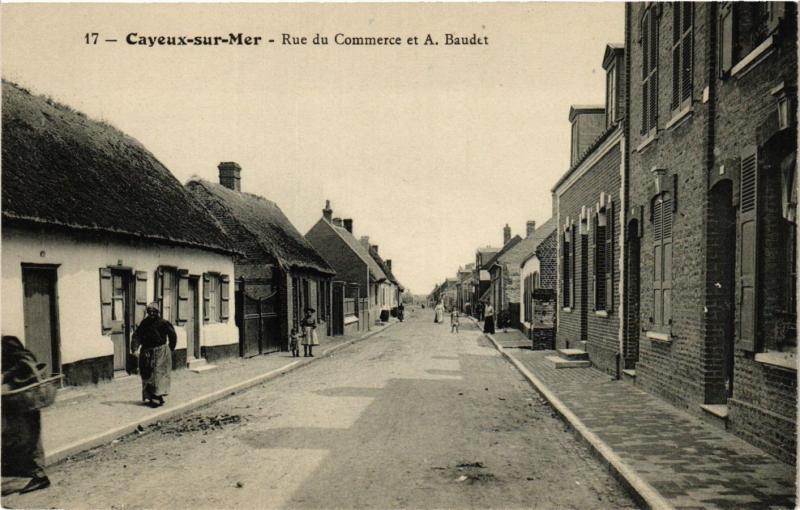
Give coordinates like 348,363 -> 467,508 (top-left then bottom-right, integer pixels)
2,375 -> 62,412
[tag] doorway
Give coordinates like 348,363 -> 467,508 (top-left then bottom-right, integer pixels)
626,220 -> 641,369
22,265 -> 61,376
110,269 -> 134,374
708,181 -> 736,401
186,277 -> 201,360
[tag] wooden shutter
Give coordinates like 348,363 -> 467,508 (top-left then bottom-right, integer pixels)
177,270 -> 189,324
135,270 -> 148,325
154,268 -> 163,312
641,9 -> 650,134
606,203 -> 615,312
662,195 -> 673,329
648,9 -> 658,133
719,3 -> 733,76
99,268 -> 112,333
220,274 -> 230,321
681,4 -> 693,105
203,273 -> 210,321
570,229 -> 576,309
672,2 -> 682,110
653,198 -> 664,326
592,215 -> 598,310
737,146 -> 759,351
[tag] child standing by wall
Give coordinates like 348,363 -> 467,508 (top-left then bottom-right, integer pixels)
289,327 -> 301,358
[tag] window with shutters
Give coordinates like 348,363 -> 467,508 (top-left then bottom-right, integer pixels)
606,63 -> 618,128
641,5 -> 659,137
562,229 -> 571,308
652,193 -> 673,332
593,210 -> 607,311
671,2 -> 693,112
524,275 -> 532,323
202,272 -> 229,323
719,2 -> 789,77
781,159 -> 797,352
156,266 -> 179,323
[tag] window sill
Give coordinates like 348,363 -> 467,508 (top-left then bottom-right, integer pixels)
755,351 -> 796,371
562,307 -> 572,313
594,310 -> 608,317
646,330 -> 671,343
344,315 -> 359,325
731,35 -> 775,80
636,132 -> 658,153
665,106 -> 693,131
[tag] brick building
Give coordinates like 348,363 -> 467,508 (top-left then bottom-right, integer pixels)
625,2 -> 796,462
554,44 -> 626,376
473,246 -> 499,318
486,226 -> 523,327
519,218 -> 558,348
305,202 -> 387,334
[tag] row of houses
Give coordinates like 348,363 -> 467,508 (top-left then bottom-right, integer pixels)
1,80 -> 403,387
436,3 -> 797,464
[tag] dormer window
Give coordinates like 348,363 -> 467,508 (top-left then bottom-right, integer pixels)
606,63 -> 618,128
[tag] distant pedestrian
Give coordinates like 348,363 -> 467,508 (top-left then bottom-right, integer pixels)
1,336 -> 51,494
398,303 -> 405,322
450,310 -> 460,333
483,302 -> 495,334
132,302 -> 177,408
289,327 -> 301,358
434,302 -> 445,323
302,308 -> 319,357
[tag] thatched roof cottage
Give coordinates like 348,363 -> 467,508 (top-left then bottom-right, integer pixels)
186,167 -> 336,354
1,81 -> 240,384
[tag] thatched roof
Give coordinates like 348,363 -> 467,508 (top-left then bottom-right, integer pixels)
185,179 -> 334,277
1,81 -> 234,253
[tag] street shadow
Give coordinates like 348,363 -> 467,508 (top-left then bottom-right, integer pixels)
99,400 -> 149,407
425,369 -> 461,377
313,387 -> 382,398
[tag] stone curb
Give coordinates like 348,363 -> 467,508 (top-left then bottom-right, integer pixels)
467,316 -> 673,510
45,321 -> 397,466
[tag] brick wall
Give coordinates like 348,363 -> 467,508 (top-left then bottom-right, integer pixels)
555,137 -> 622,375
536,230 -> 558,290
306,219 -> 368,296
627,2 -> 712,411
712,3 -> 797,463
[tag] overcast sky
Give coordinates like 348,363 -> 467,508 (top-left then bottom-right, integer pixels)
2,3 -> 624,295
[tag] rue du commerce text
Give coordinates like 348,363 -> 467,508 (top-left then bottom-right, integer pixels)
123,32 -> 488,47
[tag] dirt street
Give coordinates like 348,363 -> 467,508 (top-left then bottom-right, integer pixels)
4,311 -> 636,509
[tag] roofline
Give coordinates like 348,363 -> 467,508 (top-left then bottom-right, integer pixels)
321,219 -> 387,281
3,214 -> 240,256
603,44 -> 625,70
568,105 -> 605,122
551,124 -> 621,193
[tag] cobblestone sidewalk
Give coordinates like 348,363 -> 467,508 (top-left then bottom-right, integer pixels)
476,321 -> 796,509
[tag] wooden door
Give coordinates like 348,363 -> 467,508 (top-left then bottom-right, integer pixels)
110,270 -> 132,372
22,266 -> 60,376
186,277 -> 200,359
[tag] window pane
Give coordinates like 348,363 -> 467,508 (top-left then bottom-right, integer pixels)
654,290 -> 663,325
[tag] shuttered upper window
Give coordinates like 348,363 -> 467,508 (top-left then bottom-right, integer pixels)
719,2 -> 789,77
156,267 -> 179,323
671,2 -> 693,112
641,5 -> 659,137
652,193 -> 673,331
203,273 -> 230,323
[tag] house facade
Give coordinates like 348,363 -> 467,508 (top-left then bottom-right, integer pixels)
1,81 -> 239,385
473,246 -> 499,317
518,218 -> 558,348
486,226 -> 523,327
554,44 -> 626,376
306,203 -> 387,334
626,2 -> 797,462
186,166 -> 335,356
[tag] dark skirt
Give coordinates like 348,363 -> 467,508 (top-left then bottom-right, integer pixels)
139,344 -> 171,401
1,408 -> 45,477
484,316 -> 495,334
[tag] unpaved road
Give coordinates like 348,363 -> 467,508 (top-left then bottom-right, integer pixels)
4,311 -> 636,509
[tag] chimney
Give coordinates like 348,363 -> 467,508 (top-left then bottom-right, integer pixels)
526,221 -> 536,238
344,219 -> 353,233
322,200 -> 333,222
372,245 -> 379,254
332,217 -> 343,227
218,162 -> 241,191
386,260 -> 392,272
360,236 -> 370,249
503,224 -> 511,245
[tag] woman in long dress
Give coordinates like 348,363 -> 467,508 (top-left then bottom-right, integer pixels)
483,302 -> 495,334
302,308 -> 319,357
132,303 -> 177,407
434,302 -> 445,323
